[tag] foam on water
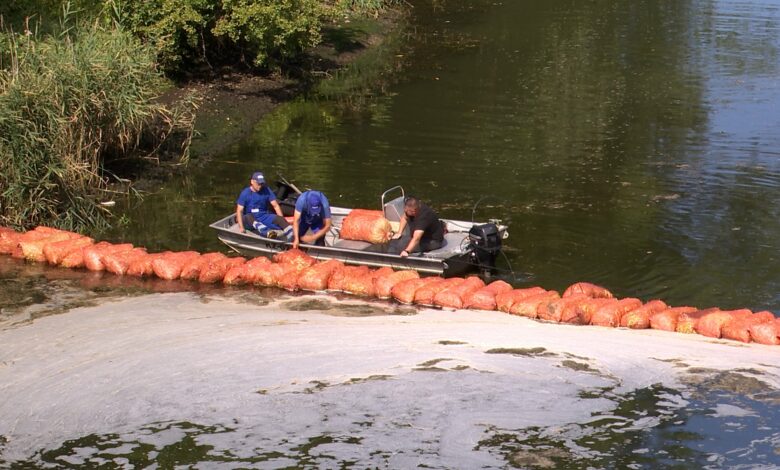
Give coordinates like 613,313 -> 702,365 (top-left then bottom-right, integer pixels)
0,293 -> 778,467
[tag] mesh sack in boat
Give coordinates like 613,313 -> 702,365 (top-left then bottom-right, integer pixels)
340,209 -> 392,244
562,282 -> 614,299
590,298 -> 642,327
620,300 -> 667,329
463,280 -> 513,311
374,270 -> 419,299
297,259 -> 344,292
495,287 -> 547,313
104,248 -> 149,276
722,311 -> 775,343
152,251 -> 200,280
433,277 -> 485,309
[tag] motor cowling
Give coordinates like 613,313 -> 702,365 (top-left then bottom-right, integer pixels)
468,223 -> 501,275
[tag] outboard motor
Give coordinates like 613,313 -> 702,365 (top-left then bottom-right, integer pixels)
468,223 -> 502,276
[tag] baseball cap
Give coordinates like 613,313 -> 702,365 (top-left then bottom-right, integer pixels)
307,192 -> 322,215
251,172 -> 265,184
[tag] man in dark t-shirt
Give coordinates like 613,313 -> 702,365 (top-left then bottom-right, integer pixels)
390,196 -> 444,256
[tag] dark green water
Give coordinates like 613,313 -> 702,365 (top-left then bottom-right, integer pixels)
109,0 -> 780,313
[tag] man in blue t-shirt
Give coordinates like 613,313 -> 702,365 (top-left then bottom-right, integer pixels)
293,190 -> 332,248
235,172 -> 293,240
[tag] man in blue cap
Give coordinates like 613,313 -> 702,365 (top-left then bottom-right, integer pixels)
292,190 -> 332,248
235,172 -> 293,240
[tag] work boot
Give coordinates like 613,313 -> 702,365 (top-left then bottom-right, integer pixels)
265,229 -> 284,239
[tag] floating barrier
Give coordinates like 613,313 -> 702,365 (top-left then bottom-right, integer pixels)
1,225 -> 778,345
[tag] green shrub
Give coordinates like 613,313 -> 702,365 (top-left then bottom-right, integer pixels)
108,0 -> 325,72
0,14 -> 196,231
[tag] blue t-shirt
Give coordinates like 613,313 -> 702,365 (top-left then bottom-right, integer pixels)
236,186 -> 277,217
295,190 -> 331,228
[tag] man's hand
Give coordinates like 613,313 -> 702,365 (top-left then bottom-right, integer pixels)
391,231 -> 402,240
400,249 -> 409,257
293,239 -> 299,249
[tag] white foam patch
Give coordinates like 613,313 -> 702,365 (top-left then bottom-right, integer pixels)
0,292 -> 778,465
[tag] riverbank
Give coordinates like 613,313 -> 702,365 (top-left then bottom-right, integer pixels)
176,11 -> 407,164
1,292 -> 778,467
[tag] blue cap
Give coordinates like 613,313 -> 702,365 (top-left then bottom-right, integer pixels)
251,172 -> 265,184
307,192 -> 322,215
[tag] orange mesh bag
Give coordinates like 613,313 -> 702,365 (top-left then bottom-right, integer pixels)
649,306 -> 697,332
675,308 -> 719,334
19,229 -> 81,262
104,248 -> 149,276
152,251 -> 200,280
620,300 -> 667,329
127,252 -> 169,277
722,311 -> 775,343
240,257 -> 273,284
749,317 -> 780,345
508,291 -> 560,318
199,257 -> 245,284
495,287 -> 547,313
695,309 -> 752,339
569,297 -> 614,325
392,277 -> 440,304
297,259 -> 344,292
61,242 -> 101,269
180,253 -> 226,280
538,294 -> 589,323
254,262 -> 288,287
374,270 -> 419,299
273,249 -> 317,271
412,278 -> 451,305
43,236 -> 94,265
278,266 -> 303,291
223,258 -> 256,286
434,277 -> 485,309
590,298 -> 643,327
463,280 -> 513,311
343,266 -> 389,297
340,209 -> 392,244
0,228 -> 23,254
562,282 -> 614,299
84,243 -> 134,271
327,265 -> 362,292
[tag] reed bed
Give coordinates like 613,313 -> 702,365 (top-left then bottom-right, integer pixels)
0,14 -> 196,231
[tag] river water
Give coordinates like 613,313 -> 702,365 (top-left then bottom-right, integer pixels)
109,0 -> 780,313
3,0 -> 780,467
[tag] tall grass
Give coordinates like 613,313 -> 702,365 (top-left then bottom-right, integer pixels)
0,8 -> 196,231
